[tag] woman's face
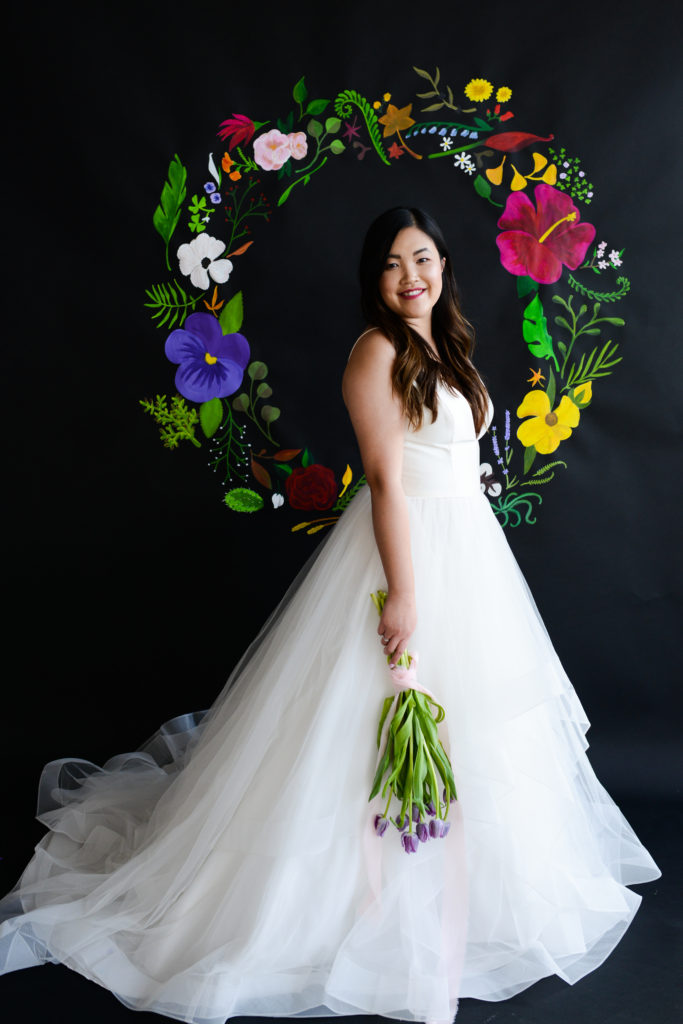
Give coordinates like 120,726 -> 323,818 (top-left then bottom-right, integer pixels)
378,225 -> 445,329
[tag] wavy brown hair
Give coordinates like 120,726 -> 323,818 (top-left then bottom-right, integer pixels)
359,207 -> 489,434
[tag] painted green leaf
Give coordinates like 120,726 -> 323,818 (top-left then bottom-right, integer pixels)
292,76 -> 308,104
219,291 -> 244,334
546,368 -> 556,409
329,139 -> 345,155
473,175 -> 491,199
260,405 -> 281,423
302,447 -> 311,467
325,116 -> 342,134
474,117 -> 490,130
256,382 -> 273,398
308,118 -> 323,138
232,393 -> 249,412
523,445 -> 537,475
248,361 -> 268,381
306,98 -> 330,116
200,397 -> 223,438
516,275 -> 538,297
522,294 -> 556,363
224,487 -> 264,513
153,154 -> 187,266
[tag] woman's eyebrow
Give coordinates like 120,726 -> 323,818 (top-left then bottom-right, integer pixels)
386,247 -> 430,259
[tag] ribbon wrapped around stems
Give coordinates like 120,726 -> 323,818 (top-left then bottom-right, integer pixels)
369,590 -> 458,853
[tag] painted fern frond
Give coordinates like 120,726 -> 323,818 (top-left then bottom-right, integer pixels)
334,90 -> 390,164
144,280 -> 204,329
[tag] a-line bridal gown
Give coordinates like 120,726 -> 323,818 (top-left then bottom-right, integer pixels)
0,375 -> 660,1023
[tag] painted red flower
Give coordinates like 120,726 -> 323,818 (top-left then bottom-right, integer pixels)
496,183 -> 595,285
285,464 -> 337,510
217,114 -> 256,150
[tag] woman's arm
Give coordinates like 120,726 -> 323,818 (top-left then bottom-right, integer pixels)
342,330 -> 416,668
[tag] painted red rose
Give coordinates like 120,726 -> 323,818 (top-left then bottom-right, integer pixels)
285,464 -> 337,510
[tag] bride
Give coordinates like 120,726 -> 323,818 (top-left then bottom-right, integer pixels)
0,207 -> 660,1023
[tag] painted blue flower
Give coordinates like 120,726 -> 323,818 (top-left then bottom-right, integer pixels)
165,312 -> 249,404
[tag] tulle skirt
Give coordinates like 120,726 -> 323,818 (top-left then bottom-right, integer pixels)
0,486 -> 660,1022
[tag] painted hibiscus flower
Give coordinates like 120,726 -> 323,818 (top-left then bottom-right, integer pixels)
516,391 -> 580,454
496,183 -> 595,285
165,312 -> 249,404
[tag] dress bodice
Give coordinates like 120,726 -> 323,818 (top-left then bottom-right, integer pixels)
402,382 -> 493,498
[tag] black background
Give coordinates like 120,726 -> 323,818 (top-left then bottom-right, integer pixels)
3,1 -> 682,1020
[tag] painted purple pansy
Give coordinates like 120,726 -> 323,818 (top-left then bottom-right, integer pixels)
165,312 -> 250,404
402,832 -> 419,854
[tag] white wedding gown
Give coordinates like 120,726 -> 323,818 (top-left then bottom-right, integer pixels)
0,380 -> 660,1023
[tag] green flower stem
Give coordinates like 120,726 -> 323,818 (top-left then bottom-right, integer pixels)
427,141 -> 484,160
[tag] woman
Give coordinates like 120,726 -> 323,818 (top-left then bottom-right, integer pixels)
0,208 -> 660,1023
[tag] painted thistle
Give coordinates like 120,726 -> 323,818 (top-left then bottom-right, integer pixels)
369,590 -> 457,853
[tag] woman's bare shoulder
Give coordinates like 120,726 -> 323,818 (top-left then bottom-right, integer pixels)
345,328 -> 394,370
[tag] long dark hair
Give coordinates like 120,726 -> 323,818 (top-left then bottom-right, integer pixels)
359,207 -> 489,434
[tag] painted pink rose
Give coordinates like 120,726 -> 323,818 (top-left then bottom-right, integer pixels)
287,131 -> 308,160
496,183 -> 596,285
253,129 -> 292,171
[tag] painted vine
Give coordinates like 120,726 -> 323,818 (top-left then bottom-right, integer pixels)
142,69 -> 629,532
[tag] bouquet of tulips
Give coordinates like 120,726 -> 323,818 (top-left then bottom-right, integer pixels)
369,590 -> 457,853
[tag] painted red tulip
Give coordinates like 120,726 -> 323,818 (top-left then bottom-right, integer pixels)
496,183 -> 596,285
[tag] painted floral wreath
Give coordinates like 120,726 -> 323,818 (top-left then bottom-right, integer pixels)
142,69 -> 629,532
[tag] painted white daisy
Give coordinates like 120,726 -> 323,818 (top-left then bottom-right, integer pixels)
463,162 -> 476,175
453,153 -> 471,169
440,137 -> 453,151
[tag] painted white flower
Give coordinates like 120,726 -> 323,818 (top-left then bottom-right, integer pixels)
463,162 -> 476,175
453,153 -> 471,169
177,234 -> 233,290
609,250 -> 622,267
597,240 -> 607,255
272,493 -> 284,508
598,260 -> 609,270
440,137 -> 453,151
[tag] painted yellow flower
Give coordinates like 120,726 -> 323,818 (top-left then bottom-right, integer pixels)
464,78 -> 493,102
572,381 -> 593,405
496,86 -> 512,103
383,91 -> 392,101
517,391 -> 580,453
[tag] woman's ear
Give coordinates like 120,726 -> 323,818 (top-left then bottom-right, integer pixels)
441,257 -> 446,272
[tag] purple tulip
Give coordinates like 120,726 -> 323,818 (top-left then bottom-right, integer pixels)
374,814 -> 388,837
429,818 -> 444,839
402,832 -> 419,854
394,814 -> 409,832
412,803 -> 420,823
426,801 -> 436,816
441,821 -> 451,838
416,822 -> 429,843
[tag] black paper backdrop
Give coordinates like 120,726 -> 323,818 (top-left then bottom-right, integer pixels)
5,0 -> 681,868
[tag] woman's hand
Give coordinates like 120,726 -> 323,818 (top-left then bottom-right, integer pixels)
378,592 -> 417,668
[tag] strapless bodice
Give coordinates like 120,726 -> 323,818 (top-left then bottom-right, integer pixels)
402,383 -> 493,498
